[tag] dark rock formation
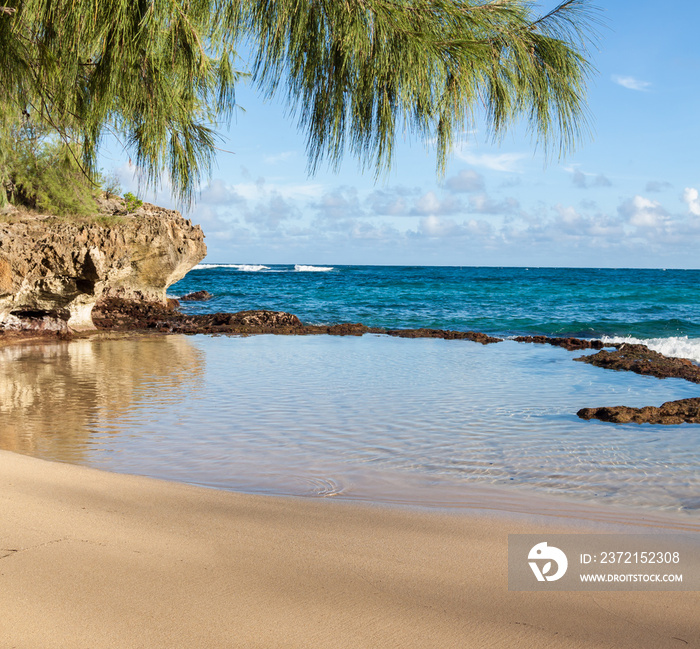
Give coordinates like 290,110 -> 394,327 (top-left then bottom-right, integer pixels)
94,299 -> 308,335
0,201 -> 206,331
311,323 -> 380,337
514,335 -> 608,351
386,328 -> 501,344
574,343 -> 700,384
93,299 -> 384,336
91,299 -> 504,341
180,290 -> 213,302
578,398 -> 700,425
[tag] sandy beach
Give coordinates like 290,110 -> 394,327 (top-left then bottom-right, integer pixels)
1,450 -> 698,648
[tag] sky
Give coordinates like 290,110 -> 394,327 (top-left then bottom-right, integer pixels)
107,1 -> 700,268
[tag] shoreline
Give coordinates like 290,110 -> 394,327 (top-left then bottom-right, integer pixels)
83,454 -> 700,531
1,449 -> 698,648
9,435 -> 700,531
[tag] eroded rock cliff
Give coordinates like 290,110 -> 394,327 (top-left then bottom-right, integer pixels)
0,202 -> 206,331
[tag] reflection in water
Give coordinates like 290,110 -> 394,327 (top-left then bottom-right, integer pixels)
0,336 -> 205,462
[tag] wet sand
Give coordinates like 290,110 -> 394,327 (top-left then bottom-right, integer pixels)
0,450 -> 698,648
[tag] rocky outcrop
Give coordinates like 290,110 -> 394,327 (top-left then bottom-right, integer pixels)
574,344 -> 700,383
514,335 -> 608,351
91,299 -> 505,341
578,398 -> 700,425
92,299 -> 309,335
0,202 -> 206,331
92,299 -> 380,336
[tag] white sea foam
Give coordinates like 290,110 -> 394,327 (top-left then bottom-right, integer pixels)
602,335 -> 700,364
294,264 -> 333,272
193,263 -> 269,271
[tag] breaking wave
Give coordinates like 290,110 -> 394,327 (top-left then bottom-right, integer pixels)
294,264 -> 333,272
193,264 -> 269,272
602,335 -> 700,364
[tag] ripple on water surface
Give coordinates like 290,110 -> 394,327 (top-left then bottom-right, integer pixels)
1,334 -> 699,515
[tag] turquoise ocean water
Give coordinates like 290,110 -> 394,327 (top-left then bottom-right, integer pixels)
3,265 -> 700,515
172,265 -> 700,354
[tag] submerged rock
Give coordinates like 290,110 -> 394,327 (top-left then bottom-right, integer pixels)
574,343 -> 700,383
578,398 -> 700,425
0,203 -> 206,331
180,290 -> 213,302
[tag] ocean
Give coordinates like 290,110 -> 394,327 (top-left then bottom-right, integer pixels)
173,264 -> 700,360
2,265 -> 700,515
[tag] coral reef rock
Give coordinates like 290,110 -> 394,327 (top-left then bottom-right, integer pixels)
575,344 -> 700,383
578,398 -> 700,425
0,204 -> 206,332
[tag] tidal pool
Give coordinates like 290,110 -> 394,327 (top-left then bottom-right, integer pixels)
2,333 -> 699,515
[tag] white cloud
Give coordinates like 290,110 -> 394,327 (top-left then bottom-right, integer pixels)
683,187 -> 700,216
366,187 -> 463,217
413,192 -> 441,214
411,191 -> 463,216
313,187 -> 364,221
243,193 -> 300,231
445,169 -> 485,193
367,189 -> 411,216
198,177 -> 323,207
198,179 -> 244,205
453,145 -> 527,172
229,179 -> 323,201
468,193 -> 520,215
612,75 -> 652,92
347,221 -> 401,241
556,204 -> 581,226
570,168 -> 612,189
618,195 -> 668,228
419,215 -> 464,238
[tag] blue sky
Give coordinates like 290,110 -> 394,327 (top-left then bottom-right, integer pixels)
110,1 -> 700,268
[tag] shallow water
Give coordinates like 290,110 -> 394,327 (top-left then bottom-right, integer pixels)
2,334 -> 699,515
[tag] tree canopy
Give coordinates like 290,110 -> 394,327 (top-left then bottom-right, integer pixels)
0,0 -> 598,210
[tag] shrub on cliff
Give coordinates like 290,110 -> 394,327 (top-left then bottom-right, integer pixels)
0,0 -> 598,208
4,121 -> 101,216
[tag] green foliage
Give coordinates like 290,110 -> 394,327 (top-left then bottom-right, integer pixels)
123,192 -> 143,213
1,0 -> 241,206
239,0 -> 599,176
0,0 -> 599,207
4,121 -> 100,216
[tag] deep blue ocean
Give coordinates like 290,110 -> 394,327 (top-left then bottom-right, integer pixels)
171,265 -> 700,356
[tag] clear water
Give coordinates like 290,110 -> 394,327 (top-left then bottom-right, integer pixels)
3,333 -> 700,515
